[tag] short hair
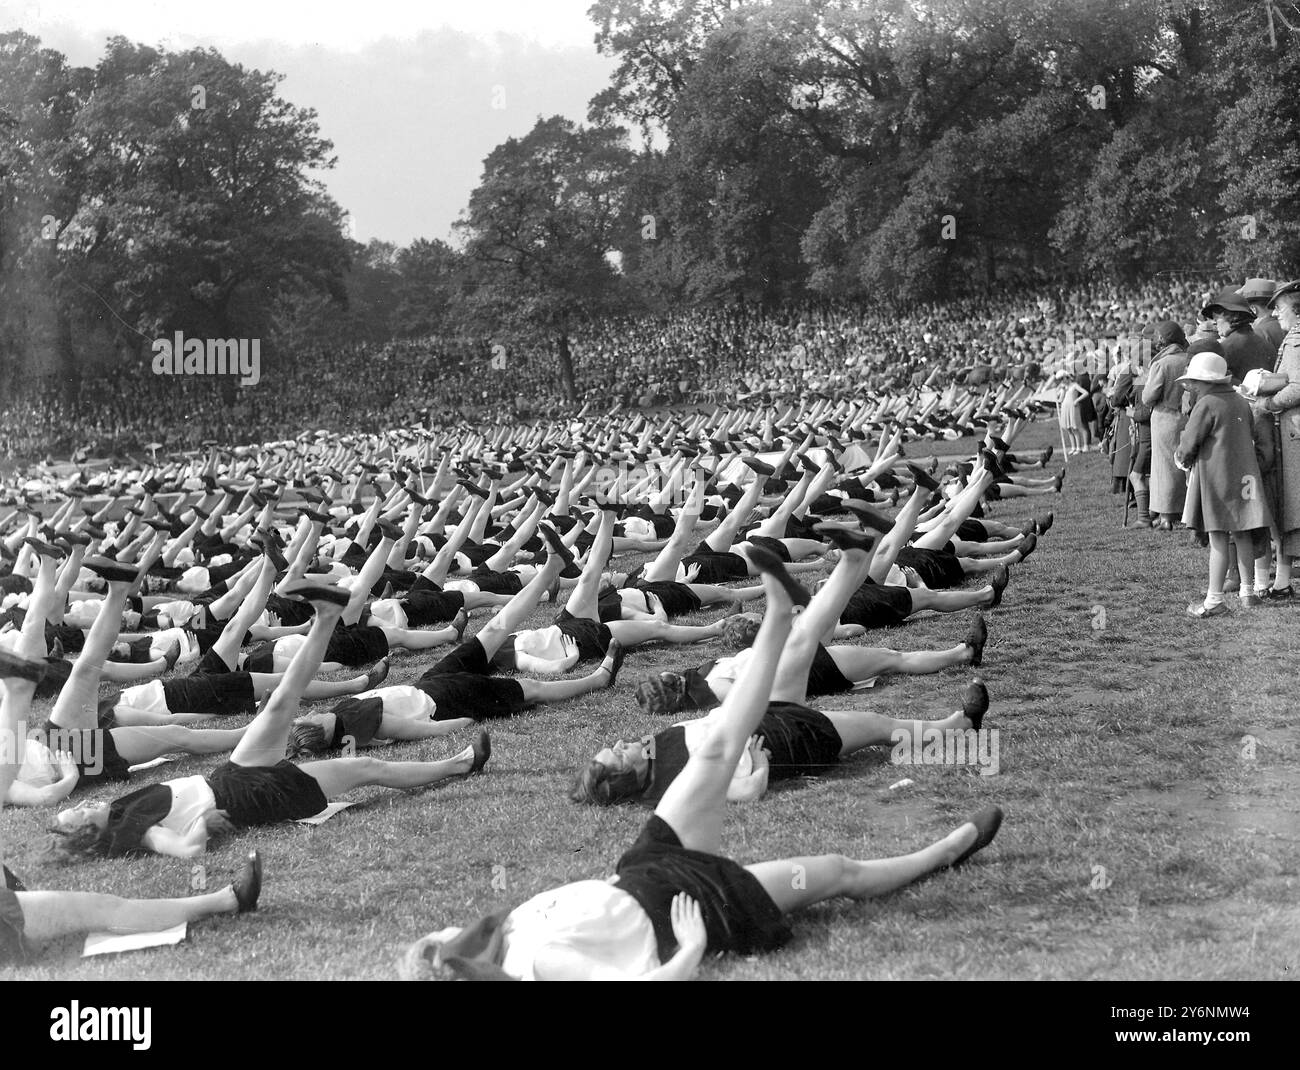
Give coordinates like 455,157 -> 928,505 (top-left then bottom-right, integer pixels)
45,824 -> 108,864
1276,291 -> 1300,315
722,615 -> 761,650
287,722 -> 330,760
568,760 -> 644,806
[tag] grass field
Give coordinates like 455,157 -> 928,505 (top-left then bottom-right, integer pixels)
4,421 -> 1298,981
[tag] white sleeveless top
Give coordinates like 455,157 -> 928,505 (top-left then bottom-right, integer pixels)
357,684 -> 438,724
159,775 -> 218,837
501,880 -> 659,981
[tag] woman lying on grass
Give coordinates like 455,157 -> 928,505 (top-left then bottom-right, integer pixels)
47,581 -> 488,861
402,547 -> 1003,981
1,649 -> 263,968
574,530 -> 990,806
4,551 -> 251,807
285,545 -> 625,758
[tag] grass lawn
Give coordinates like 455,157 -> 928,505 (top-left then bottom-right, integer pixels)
4,422 -> 1297,980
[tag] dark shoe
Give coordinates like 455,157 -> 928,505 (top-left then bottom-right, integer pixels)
978,449 -> 1008,483
22,536 -> 66,560
233,850 -> 263,913
285,581 -> 350,608
906,462 -> 939,493
375,519 -> 404,541
469,729 -> 491,775
839,499 -> 894,535
965,613 -> 988,668
948,806 -> 1003,869
744,545 -> 811,606
961,677 -> 989,730
1017,532 -> 1038,562
812,523 -> 879,554
741,456 -> 775,477
987,564 -> 1009,609
365,657 -> 390,689
83,555 -> 138,583
1035,512 -> 1054,535
538,523 -> 575,569
602,638 -> 627,687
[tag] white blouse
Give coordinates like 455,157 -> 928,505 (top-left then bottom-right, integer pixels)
502,880 -> 660,981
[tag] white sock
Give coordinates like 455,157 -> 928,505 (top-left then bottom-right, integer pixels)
1205,592 -> 1224,608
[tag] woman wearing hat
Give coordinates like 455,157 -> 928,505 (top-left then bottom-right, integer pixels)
1256,281 -> 1300,596
1239,279 -> 1286,353
1141,320 -> 1190,529
1203,287 -> 1276,385
1175,352 -> 1273,617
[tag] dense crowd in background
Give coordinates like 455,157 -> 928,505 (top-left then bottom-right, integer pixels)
1,276 -> 1220,463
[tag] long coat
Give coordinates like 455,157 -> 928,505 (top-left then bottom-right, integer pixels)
1177,385 -> 1272,534
1264,326 -> 1300,554
1142,345 -> 1190,515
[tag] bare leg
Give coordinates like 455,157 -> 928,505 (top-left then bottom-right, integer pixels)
108,725 -> 246,764
562,510 -> 616,621
744,826 -> 980,914
652,567 -> 797,854
18,888 -> 241,941
49,579 -> 133,730
827,643 -> 972,681
300,752 -> 474,796
210,559 -> 276,671
473,553 -> 564,661
229,595 -> 346,767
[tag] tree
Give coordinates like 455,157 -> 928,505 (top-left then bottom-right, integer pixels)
455,116 -> 634,401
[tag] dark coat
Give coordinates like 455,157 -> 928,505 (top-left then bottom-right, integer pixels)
1176,384 -> 1271,533
1219,326 -> 1276,385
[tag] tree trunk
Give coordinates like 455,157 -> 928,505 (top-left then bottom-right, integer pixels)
555,333 -> 577,403
56,303 -> 79,405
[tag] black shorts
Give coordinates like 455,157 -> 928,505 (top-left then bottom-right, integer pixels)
842,582 -> 913,630
956,519 -> 989,542
264,593 -> 316,628
684,544 -> 748,583
39,720 -> 131,786
614,816 -> 791,962
635,581 -> 702,619
896,546 -> 965,590
761,703 -> 844,776
162,671 -> 256,716
402,587 -> 466,627
326,622 -> 389,667
417,638 -> 528,721
806,646 -> 854,698
0,888 -> 31,966
468,569 -> 523,596
741,535 -> 791,562
208,760 -> 329,826
554,611 -> 613,661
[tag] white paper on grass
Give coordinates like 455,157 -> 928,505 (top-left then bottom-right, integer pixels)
850,677 -> 879,691
296,801 -> 356,826
83,923 -> 188,957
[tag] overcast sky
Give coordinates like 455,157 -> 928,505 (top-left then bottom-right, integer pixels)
1,0 -> 616,245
